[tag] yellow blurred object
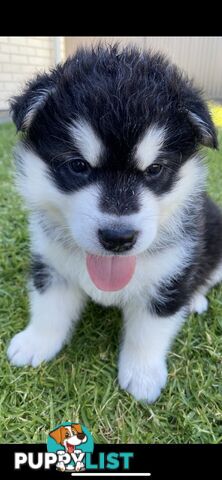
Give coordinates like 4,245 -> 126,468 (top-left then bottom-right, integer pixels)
208,102 -> 222,127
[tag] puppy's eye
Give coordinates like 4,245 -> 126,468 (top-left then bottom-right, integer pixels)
146,164 -> 163,177
68,159 -> 90,174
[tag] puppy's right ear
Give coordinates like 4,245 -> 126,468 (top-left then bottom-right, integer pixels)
9,72 -> 56,132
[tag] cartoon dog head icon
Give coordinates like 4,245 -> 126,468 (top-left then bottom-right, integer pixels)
49,423 -> 87,454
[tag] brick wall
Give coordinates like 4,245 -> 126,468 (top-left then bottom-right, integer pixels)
0,37 -> 58,110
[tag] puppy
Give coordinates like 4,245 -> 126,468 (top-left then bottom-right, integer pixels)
49,424 -> 87,471
7,45 -> 222,403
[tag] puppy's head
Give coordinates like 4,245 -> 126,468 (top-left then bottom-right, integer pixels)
49,423 -> 87,452
11,45 -> 217,290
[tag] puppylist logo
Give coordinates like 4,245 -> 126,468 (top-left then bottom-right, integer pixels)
14,421 -> 151,477
47,422 -> 93,473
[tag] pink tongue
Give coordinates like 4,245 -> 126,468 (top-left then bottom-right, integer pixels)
86,254 -> 136,291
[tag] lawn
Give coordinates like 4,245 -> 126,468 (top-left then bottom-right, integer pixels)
0,120 -> 222,444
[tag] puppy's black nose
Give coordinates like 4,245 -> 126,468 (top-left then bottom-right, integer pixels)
98,228 -> 138,253
77,432 -> 85,440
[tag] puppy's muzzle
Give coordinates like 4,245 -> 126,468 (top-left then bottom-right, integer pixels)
98,228 -> 139,253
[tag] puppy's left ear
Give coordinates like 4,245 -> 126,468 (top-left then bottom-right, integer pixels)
186,99 -> 218,149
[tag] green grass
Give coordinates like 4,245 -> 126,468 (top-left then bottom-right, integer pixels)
0,122 -> 222,444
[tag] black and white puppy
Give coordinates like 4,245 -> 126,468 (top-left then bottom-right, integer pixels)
7,45 -> 222,403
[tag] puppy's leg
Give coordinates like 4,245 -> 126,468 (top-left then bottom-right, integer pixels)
7,278 -> 85,367
189,292 -> 208,314
118,302 -> 186,403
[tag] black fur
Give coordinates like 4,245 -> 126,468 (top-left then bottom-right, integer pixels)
30,254 -> 53,293
99,171 -> 141,215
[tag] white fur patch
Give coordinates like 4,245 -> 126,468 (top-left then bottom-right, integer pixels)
135,125 -> 166,170
158,155 -> 206,228
69,118 -> 103,166
15,143 -> 63,210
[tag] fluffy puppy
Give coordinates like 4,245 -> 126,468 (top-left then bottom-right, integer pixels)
7,45 -> 222,403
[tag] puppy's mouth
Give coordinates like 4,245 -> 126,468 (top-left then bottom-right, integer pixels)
86,254 -> 136,291
66,442 -> 75,454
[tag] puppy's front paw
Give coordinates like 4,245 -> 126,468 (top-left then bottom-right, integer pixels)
75,461 -> 85,472
56,462 -> 66,472
118,350 -> 167,403
7,326 -> 64,367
